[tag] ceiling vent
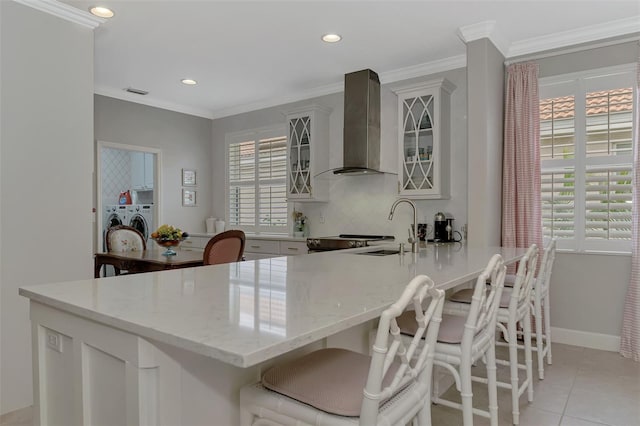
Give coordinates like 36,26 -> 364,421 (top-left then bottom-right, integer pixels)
125,87 -> 149,96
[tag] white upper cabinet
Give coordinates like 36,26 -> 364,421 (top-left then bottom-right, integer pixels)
131,152 -> 154,190
144,152 -> 154,189
286,105 -> 331,201
393,79 -> 455,199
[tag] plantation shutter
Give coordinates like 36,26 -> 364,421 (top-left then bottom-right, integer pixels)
541,168 -> 575,240
584,165 -> 633,240
539,67 -> 634,252
228,141 -> 256,227
227,128 -> 288,233
258,136 -> 288,229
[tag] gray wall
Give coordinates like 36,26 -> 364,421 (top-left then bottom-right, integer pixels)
466,38 -> 505,247
1,2 -> 94,414
552,252 -> 631,336
95,95 -> 213,235
535,41 -> 638,338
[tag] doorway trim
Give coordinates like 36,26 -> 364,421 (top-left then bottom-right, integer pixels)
96,140 -> 163,252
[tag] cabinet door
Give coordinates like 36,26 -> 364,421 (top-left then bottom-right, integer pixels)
401,93 -> 435,192
144,153 -> 154,189
288,116 -> 312,197
131,151 -> 145,190
394,79 -> 454,199
285,105 -> 331,202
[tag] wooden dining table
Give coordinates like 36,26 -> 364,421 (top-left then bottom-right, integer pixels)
94,249 -> 204,278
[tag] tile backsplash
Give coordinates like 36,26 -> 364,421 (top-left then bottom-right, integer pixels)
101,147 -> 131,205
296,173 -> 465,242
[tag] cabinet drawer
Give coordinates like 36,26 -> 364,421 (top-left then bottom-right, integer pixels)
183,236 -> 210,249
279,241 -> 307,255
245,239 -> 279,254
243,252 -> 276,261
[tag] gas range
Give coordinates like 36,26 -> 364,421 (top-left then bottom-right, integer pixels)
307,234 -> 395,252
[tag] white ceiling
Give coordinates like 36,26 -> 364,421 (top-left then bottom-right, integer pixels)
60,0 -> 639,119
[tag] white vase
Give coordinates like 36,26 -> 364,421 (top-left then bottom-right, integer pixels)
206,217 -> 216,233
214,220 -> 225,234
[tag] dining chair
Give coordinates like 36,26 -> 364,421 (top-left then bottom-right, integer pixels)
202,230 -> 246,265
446,244 -> 538,426
105,225 -> 147,276
239,274 -> 445,426
397,253 -> 506,426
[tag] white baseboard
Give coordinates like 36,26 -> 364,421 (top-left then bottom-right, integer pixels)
551,326 -> 620,352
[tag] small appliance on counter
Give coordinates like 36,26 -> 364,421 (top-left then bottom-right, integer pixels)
433,212 -> 459,243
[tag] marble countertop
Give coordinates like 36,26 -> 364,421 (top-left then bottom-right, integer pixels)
189,232 -> 306,242
19,244 -> 524,368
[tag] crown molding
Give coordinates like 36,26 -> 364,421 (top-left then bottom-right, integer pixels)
507,16 -> 640,58
209,81 -> 344,119
94,86 -> 215,119
13,0 -> 104,29
380,55 -> 466,84
457,20 -> 510,57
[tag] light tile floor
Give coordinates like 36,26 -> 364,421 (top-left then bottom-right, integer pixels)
1,343 -> 638,426
431,343 -> 640,426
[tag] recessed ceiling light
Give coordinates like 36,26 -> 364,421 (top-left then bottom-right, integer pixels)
321,34 -> 342,43
181,79 -> 197,85
89,6 -> 114,18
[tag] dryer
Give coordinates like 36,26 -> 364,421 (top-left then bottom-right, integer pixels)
103,205 -> 127,250
128,204 -> 153,241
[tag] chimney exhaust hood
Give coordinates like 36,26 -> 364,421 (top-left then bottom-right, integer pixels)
332,69 -> 383,175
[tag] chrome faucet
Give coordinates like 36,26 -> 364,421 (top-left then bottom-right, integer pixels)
388,198 -> 419,253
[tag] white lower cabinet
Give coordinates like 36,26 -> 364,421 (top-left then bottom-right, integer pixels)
181,236 -> 210,252
279,241 -> 307,256
183,236 -> 307,260
244,238 -> 307,260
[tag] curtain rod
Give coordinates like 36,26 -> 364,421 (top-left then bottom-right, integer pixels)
504,36 -> 640,66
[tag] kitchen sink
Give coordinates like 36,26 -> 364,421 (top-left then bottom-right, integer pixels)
357,249 -> 400,256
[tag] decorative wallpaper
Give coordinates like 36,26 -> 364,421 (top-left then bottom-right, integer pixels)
101,147 -> 132,205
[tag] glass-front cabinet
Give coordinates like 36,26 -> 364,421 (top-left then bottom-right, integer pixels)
393,79 -> 455,199
286,105 -> 331,201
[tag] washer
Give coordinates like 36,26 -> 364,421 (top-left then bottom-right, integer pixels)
128,204 -> 153,241
103,205 -> 128,250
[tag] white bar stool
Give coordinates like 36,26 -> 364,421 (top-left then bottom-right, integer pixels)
240,274 -> 445,426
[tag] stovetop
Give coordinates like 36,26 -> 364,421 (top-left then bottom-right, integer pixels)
307,234 -> 395,251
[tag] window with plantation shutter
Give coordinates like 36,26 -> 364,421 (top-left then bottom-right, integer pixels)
227,127 -> 288,233
539,65 -> 635,252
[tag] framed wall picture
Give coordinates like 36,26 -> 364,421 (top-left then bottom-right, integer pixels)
182,189 -> 197,207
182,168 -> 196,186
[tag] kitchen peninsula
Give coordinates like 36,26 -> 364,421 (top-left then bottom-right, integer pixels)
20,244 -> 524,425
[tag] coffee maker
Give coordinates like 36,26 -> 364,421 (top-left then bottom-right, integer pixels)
434,212 -> 455,242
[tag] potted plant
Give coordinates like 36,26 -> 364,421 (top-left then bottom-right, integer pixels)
292,210 -> 307,237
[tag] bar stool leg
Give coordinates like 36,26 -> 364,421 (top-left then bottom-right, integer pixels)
544,290 -> 553,365
486,341 -> 499,426
508,319 -> 520,425
523,312 -> 534,402
534,298 -> 545,379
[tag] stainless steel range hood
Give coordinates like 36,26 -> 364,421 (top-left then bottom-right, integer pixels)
332,69 -> 382,175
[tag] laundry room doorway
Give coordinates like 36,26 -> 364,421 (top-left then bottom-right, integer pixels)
96,141 -> 162,254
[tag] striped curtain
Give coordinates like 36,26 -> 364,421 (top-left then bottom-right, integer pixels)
502,62 -> 543,253
620,58 -> 640,362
